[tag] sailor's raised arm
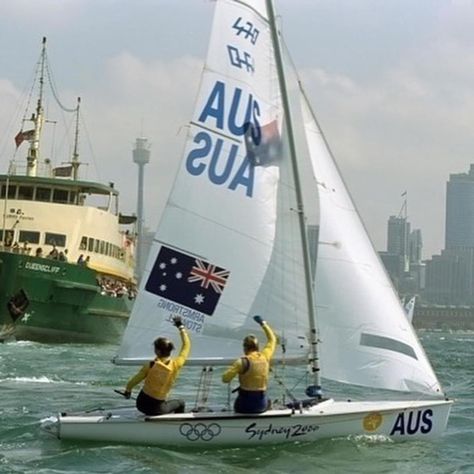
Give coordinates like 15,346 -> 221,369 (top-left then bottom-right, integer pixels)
253,315 -> 276,359
172,316 -> 190,368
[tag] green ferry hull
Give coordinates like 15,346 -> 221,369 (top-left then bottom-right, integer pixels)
0,252 -> 131,343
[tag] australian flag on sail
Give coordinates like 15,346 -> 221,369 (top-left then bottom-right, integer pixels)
145,245 -> 230,316
245,119 -> 282,166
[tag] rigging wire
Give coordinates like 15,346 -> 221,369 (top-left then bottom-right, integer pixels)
44,53 -> 78,114
78,109 -> 100,181
0,57 -> 39,165
44,58 -> 77,166
193,366 -> 214,412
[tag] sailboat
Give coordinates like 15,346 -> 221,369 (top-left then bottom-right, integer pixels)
404,296 -> 416,323
41,0 -> 452,446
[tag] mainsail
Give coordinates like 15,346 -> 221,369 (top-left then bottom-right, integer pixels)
298,87 -> 443,395
115,0 -> 311,366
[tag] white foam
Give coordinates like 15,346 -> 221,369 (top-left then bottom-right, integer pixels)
0,376 -> 86,385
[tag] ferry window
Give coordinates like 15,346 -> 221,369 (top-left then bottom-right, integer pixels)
19,230 -> 40,244
105,242 -> 110,256
79,236 -> 87,250
1,185 -> 17,199
45,232 -> 66,247
94,239 -> 100,253
18,186 -> 34,200
100,240 -> 105,254
36,187 -> 52,202
52,189 -> 69,204
69,192 -> 77,204
88,238 -> 94,252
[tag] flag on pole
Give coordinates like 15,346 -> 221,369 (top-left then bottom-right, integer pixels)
14,129 -> 35,148
245,120 -> 281,166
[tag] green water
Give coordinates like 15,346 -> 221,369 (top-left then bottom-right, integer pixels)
0,331 -> 472,473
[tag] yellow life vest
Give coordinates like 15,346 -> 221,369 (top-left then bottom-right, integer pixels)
143,359 -> 176,400
238,352 -> 269,391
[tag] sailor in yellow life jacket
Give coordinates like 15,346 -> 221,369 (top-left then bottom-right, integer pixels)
222,315 -> 276,414
124,315 -> 190,415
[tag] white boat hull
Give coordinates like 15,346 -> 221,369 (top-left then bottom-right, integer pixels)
42,398 -> 453,447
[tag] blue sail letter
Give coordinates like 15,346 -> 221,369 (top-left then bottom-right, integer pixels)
198,81 -> 226,130
186,132 -> 212,176
208,139 -> 238,185
229,157 -> 255,197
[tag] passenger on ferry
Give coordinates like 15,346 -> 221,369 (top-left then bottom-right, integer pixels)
127,284 -> 137,300
77,254 -> 85,265
4,231 -> 13,247
35,247 -> 43,258
48,245 -> 58,259
222,315 -> 276,414
22,241 -> 31,255
58,249 -> 68,262
115,282 -> 127,298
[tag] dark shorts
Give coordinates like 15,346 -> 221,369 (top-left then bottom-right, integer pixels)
234,389 -> 268,414
136,390 -> 185,416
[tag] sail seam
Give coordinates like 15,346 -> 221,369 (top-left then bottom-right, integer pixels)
190,121 -> 241,144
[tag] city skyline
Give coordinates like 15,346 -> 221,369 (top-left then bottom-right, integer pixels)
1,0 -> 474,258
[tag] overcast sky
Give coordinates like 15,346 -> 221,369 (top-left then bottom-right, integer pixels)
1,0 -> 473,258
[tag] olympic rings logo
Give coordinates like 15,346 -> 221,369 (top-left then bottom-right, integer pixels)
179,422 -> 222,442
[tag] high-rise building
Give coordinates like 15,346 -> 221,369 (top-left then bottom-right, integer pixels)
381,209 -> 424,295
424,248 -> 474,305
409,229 -> 423,264
387,215 -> 410,257
422,163 -> 474,305
445,164 -> 474,249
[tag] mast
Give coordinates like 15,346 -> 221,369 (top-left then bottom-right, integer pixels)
71,97 -> 81,180
266,0 -> 322,397
26,36 -> 47,177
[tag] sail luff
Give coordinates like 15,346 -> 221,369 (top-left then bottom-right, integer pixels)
265,0 -> 321,394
